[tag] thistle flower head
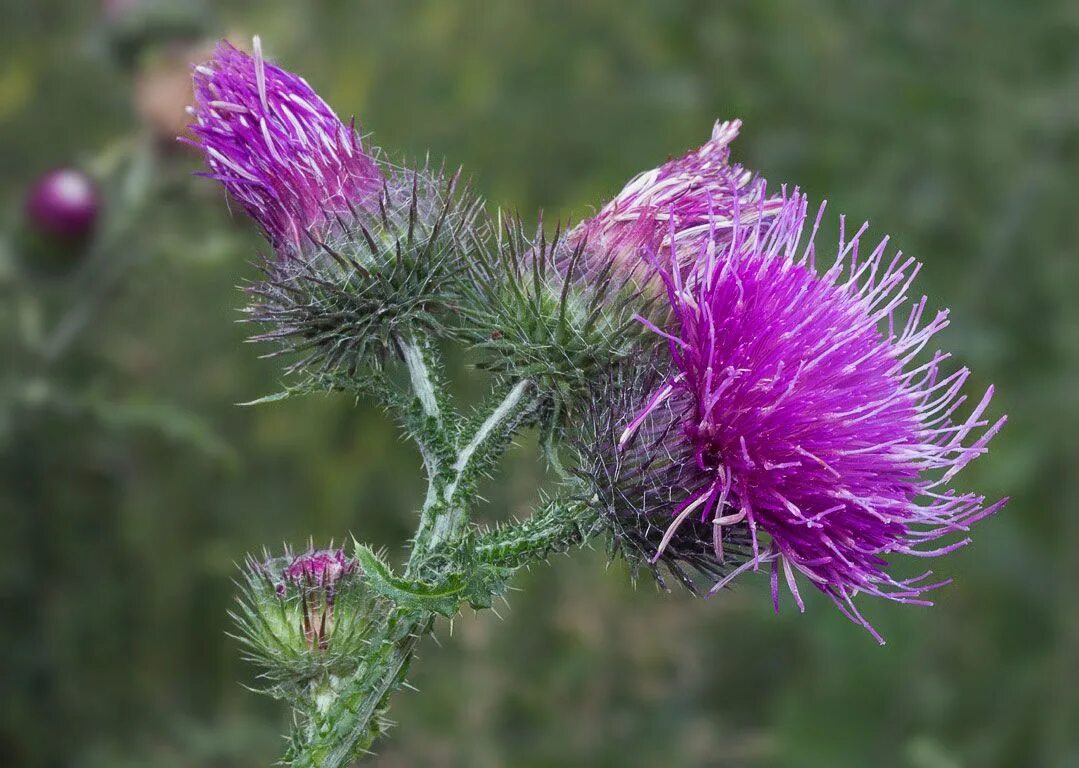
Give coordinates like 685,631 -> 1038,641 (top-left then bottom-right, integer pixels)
191,39 -> 485,381
461,215 -> 658,429
189,38 -> 382,254
609,188 -> 1006,642
570,120 -> 783,275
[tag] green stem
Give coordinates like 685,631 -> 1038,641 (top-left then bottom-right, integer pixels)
288,349 -> 571,767
396,334 -> 441,424
393,332 -> 453,564
434,378 -> 536,549
475,495 -> 601,571
288,609 -> 428,768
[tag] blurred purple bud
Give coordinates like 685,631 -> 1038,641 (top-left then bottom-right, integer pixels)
25,168 -> 100,242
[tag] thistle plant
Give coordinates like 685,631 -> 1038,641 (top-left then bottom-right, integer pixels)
192,38 -> 1007,765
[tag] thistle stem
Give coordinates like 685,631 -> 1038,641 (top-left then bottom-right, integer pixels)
291,355 -> 553,767
434,378 -> 536,549
474,495 -> 601,571
396,334 -> 441,423
289,610 -> 428,768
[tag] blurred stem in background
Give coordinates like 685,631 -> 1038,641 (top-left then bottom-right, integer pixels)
0,4 -> 241,765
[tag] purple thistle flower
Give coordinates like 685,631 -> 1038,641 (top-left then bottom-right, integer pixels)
188,38 -> 382,254
617,187 -> 1006,643
570,120 -> 784,277
274,548 -> 359,650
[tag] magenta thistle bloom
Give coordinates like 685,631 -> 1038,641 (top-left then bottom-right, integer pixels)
616,188 -> 1006,643
188,38 -> 382,254
275,548 -> 359,650
570,120 -> 784,274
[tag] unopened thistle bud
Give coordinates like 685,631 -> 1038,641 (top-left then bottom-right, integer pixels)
232,546 -> 374,691
25,168 -> 100,243
462,217 -> 659,429
19,167 -> 101,274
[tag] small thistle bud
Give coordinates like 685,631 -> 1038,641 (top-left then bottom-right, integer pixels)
25,168 -> 100,243
461,217 -> 658,428
232,545 -> 375,692
589,186 -> 1007,643
189,38 -> 383,255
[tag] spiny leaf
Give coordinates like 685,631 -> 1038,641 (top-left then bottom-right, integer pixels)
353,544 -> 465,618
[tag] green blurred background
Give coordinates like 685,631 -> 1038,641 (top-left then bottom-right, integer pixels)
0,1 -> 1074,766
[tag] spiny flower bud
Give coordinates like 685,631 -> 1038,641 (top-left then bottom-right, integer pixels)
461,216 -> 658,430
188,38 -> 382,255
598,187 -> 1006,643
232,545 -> 374,691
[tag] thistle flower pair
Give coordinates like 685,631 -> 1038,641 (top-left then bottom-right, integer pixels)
190,39 -> 1005,647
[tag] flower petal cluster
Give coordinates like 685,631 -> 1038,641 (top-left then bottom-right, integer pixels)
274,548 -> 360,651
189,38 -> 382,253
278,548 -> 358,595
569,120 -> 784,275
612,187 -> 1006,641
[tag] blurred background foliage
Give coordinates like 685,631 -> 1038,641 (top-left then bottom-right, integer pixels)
0,1 -> 1075,766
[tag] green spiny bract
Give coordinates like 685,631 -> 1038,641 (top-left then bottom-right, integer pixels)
458,215 -> 662,434
245,163 -> 486,384
230,547 -> 382,699
576,369 -> 755,595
